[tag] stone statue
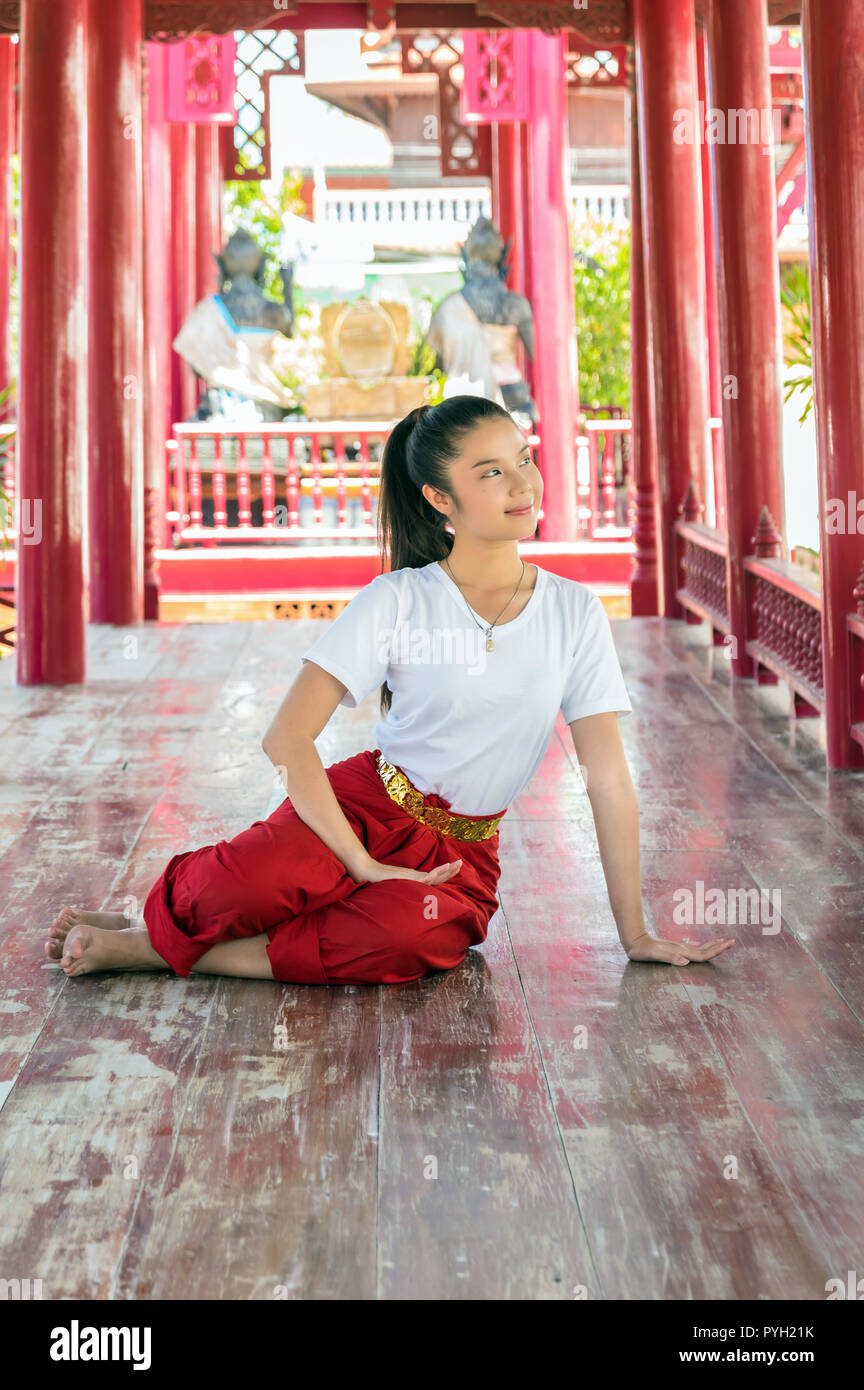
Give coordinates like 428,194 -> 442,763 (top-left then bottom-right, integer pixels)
425,216 -> 537,423
172,228 -> 297,421
214,228 -> 295,338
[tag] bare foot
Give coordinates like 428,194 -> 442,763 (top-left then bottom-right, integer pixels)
60,924 -> 168,977
46,907 -> 139,961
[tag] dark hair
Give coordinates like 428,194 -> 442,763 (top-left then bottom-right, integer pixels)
376,394 -> 515,715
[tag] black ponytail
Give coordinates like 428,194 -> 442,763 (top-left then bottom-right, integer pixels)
376,393 -> 514,714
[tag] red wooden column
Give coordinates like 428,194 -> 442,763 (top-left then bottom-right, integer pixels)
143,41 -> 172,619
195,123 -> 222,302
697,29 -> 726,531
17,0 -> 88,684
633,0 -> 710,617
491,121 -> 524,295
707,0 -> 786,680
525,29 -> 578,541
0,37 -> 15,402
629,89 -> 660,618
802,0 -> 864,769
169,121 -> 197,425
87,0 -> 144,625
519,119 -> 534,397
519,121 -> 533,305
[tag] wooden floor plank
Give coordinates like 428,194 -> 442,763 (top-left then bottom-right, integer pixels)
0,612 -> 862,1300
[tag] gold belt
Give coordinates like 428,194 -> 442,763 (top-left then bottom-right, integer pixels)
374,753 -> 504,843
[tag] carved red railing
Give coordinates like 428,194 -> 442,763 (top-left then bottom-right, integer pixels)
576,417 -> 633,536
676,520 -> 730,628
849,563 -> 864,750
166,422 -> 391,545
744,557 -> 824,714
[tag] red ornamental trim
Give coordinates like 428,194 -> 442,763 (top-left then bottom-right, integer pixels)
479,0 -> 629,42
566,39 -> 631,89
147,3 -> 284,42
165,34 -> 237,122
461,30 -> 531,123
400,32 -> 491,179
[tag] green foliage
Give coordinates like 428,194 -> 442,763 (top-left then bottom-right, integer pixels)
223,168 -> 307,301
571,218 -> 631,414
0,382 -> 14,556
779,260 -> 813,424
404,291 -> 446,401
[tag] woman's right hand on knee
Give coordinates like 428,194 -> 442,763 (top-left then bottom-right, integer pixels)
346,855 -> 463,886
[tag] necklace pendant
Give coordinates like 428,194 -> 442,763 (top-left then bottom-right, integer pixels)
486,633 -> 496,653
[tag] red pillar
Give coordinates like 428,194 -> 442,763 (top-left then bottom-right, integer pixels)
491,121 -> 523,295
169,121 -> 197,425
0,37 -> 15,402
87,0 -> 144,625
525,30 -> 578,541
17,0 -> 88,685
519,120 -> 533,301
633,0 -> 710,617
195,123 -> 222,302
697,30 -> 726,532
519,117 -> 534,391
143,41 -> 172,619
707,0 -> 786,680
802,0 -> 864,769
629,89 -> 660,618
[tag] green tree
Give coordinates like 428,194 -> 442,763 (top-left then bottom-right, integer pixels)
571,217 -> 631,413
779,259 -> 813,424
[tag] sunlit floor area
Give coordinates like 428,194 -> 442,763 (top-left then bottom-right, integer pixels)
1,615 -> 862,1300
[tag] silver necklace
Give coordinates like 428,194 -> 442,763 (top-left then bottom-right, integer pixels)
443,556 -> 525,653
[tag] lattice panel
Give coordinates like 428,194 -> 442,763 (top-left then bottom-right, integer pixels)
566,40 -> 631,89
401,33 -> 491,180
220,28 -> 305,183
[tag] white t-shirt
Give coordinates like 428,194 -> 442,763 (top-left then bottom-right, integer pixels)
300,560 -> 633,816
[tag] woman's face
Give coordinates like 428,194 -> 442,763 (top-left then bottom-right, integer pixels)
421,416 -> 543,542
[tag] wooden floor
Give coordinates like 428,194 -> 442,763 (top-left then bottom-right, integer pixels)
1,614 -> 863,1301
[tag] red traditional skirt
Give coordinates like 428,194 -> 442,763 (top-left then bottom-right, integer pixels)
142,748 -> 507,986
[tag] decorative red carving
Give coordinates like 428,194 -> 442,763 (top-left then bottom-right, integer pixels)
680,538 -> 728,622
678,479 -> 705,524
479,1 -> 629,42
165,34 -> 237,122
220,28 -> 304,182
400,33 -> 490,179
566,39 -> 631,89
751,504 -> 782,559
772,72 -> 803,103
0,0 -> 802,41
461,31 -> 531,123
147,4 -> 283,42
751,576 -> 823,695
